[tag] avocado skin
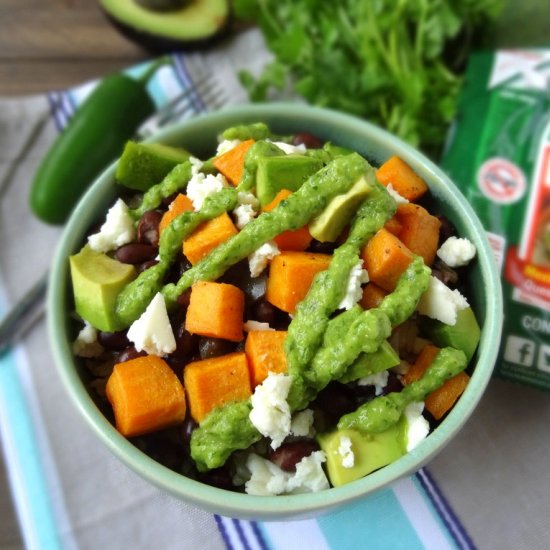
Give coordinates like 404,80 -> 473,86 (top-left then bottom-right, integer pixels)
100,0 -> 230,53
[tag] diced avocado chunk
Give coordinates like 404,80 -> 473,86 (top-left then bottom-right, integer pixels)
69,245 -> 137,332
255,155 -> 323,206
116,140 -> 191,191
309,174 -> 372,242
338,341 -> 400,384
421,306 -> 481,361
317,421 -> 407,487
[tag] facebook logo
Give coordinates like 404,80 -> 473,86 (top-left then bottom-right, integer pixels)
537,344 -> 550,373
504,336 -> 535,367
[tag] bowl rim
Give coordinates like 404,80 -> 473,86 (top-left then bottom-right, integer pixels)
48,102 -> 503,519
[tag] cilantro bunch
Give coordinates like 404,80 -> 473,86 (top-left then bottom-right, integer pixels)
234,0 -> 503,156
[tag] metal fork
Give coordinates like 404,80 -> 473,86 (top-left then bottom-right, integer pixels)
0,75 -> 228,356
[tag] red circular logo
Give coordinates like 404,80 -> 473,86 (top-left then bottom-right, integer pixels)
477,157 -> 526,204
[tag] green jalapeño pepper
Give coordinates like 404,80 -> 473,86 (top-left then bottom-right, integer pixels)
30,64 -> 161,224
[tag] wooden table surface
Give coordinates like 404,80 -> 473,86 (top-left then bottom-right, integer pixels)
0,0 -> 152,96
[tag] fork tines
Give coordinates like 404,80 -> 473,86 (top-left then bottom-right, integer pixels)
136,74 -> 228,139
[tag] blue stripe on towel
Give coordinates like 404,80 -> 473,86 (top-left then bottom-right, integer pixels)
415,469 -> 475,550
0,350 -> 61,550
317,488 -> 425,550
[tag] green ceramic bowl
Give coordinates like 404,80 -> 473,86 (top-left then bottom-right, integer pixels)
49,103 -> 503,520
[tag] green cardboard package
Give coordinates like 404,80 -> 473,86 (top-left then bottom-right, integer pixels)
442,49 -> 550,389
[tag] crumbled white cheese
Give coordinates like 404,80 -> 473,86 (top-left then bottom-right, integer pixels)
269,140 -> 307,155
437,236 -> 477,267
286,451 -> 329,494
233,191 -> 260,229
88,199 -> 136,253
189,155 -> 203,175
243,320 -> 274,332
337,260 -> 370,310
248,241 -> 280,277
337,435 -> 355,468
244,453 -> 289,496
386,183 -> 409,205
72,322 -> 104,358
233,204 -> 257,229
216,139 -> 242,156
186,171 -> 227,211
249,373 -> 292,449
357,370 -> 390,396
417,276 -> 469,326
404,402 -> 430,452
290,409 -> 315,437
243,450 -> 329,495
127,292 -> 176,356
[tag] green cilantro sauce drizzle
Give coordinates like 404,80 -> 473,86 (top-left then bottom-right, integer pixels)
115,187 -> 238,326
129,161 -> 193,220
191,257 -> 431,472
284,181 -> 395,409
237,140 -> 285,191
337,347 -> 468,434
162,152 -> 370,307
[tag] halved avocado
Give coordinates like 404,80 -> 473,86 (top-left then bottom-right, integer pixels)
99,0 -> 230,53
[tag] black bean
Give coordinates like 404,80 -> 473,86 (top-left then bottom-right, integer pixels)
97,330 -> 130,351
172,330 -> 199,361
252,300 -> 277,325
137,210 -> 162,247
181,417 -> 198,446
198,467 -> 234,491
269,439 -> 320,472
115,243 -> 157,264
198,337 -> 236,360
116,346 -> 147,363
137,259 -> 159,273
292,132 -> 323,149
437,215 -> 457,244
312,382 -> 357,426
432,258 -> 459,287
382,371 -> 403,395
176,288 -> 192,311
307,239 -> 338,254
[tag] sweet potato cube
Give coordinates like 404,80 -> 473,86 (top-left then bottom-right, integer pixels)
183,212 -> 238,265
360,282 -> 388,310
376,156 -> 428,201
159,193 -> 194,235
361,227 -> 414,292
245,330 -> 288,387
263,189 -> 313,251
184,352 -> 252,422
266,251 -> 332,314
105,355 -> 187,438
185,281 -> 244,341
403,344 -> 470,420
384,215 -> 403,236
212,139 -> 255,185
395,203 -> 441,266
